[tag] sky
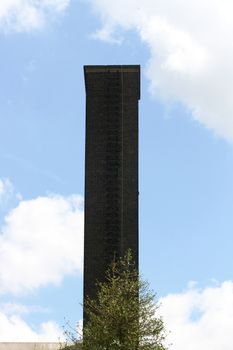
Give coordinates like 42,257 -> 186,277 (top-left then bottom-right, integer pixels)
0,0 -> 233,348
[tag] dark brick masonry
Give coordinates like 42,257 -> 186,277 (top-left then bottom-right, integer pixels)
83,65 -> 140,312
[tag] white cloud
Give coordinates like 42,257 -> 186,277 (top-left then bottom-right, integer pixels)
0,179 -> 14,205
0,310 -> 64,342
160,281 -> 233,350
0,0 -> 70,33
0,301 -> 62,342
0,302 -> 49,316
0,194 -> 84,295
87,0 -> 233,143
91,25 -> 122,44
0,178 -> 22,210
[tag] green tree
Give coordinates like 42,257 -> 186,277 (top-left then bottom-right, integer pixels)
62,250 -> 168,350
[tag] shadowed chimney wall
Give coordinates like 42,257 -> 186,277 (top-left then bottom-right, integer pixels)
84,65 -> 140,307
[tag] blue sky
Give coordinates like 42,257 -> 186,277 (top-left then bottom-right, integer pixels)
1,0 -> 233,348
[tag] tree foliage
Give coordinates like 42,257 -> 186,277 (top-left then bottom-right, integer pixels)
82,250 -> 168,350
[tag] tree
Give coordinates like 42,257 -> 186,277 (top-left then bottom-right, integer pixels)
62,250 -> 168,350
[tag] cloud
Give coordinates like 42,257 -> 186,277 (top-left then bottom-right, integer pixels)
0,302 -> 49,316
160,281 -> 233,350
0,310 -> 63,342
0,178 -> 22,210
0,302 -> 62,342
0,194 -> 84,295
0,179 -> 14,205
0,0 -> 70,33
87,0 -> 233,143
